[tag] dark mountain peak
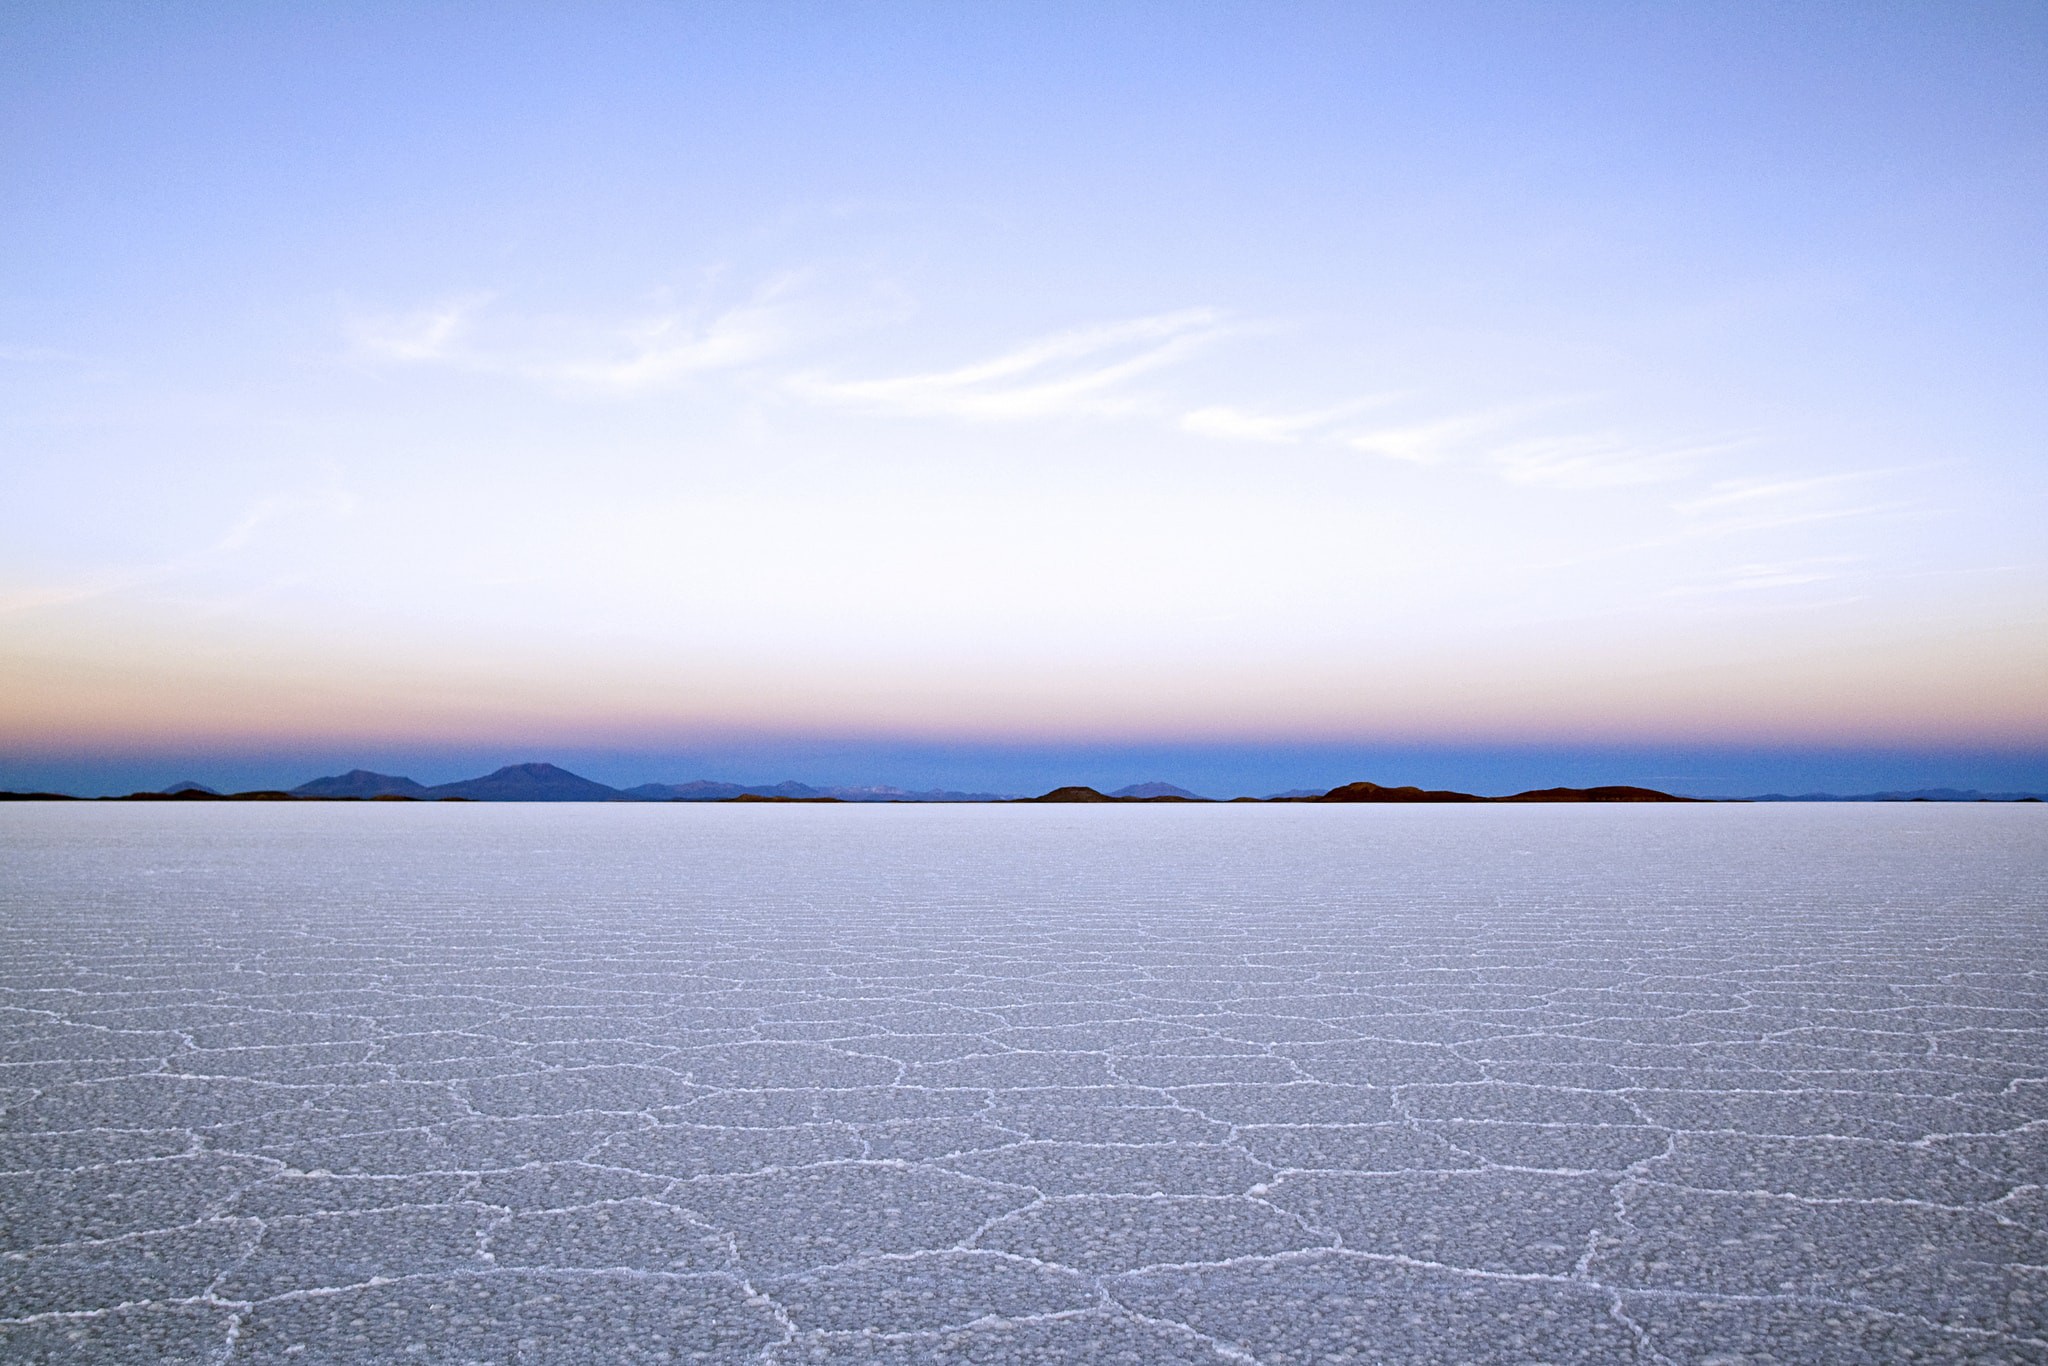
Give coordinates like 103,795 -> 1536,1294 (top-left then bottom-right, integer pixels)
623,780 -> 745,801
487,762 -> 579,781
292,769 -> 428,799
627,778 -> 1021,803
624,779 -> 830,801
160,780 -> 219,796
1027,786 -> 1116,802
423,763 -> 623,802
1109,782 -> 1206,800
829,785 -> 1015,802
1299,780 -> 1692,803
1314,781 -> 1484,803
758,780 -> 827,799
1498,785 -> 1694,803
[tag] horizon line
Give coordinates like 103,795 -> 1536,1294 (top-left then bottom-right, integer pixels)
5,758 -> 2045,805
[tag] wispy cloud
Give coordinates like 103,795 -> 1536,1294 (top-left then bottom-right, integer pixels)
351,294 -> 491,364
1491,434 -> 1740,490
0,575 -> 147,615
1662,557 -> 1872,613
350,280 -> 796,394
1325,398 -> 1762,499
0,486 -> 359,617
549,299 -> 787,392
1666,557 -> 1860,596
212,488 -> 359,553
1681,502 -> 1902,539
1345,410 -> 1533,465
794,309 -> 1229,422
1180,384 -> 1742,501
1179,396 -> 1397,444
0,344 -> 82,364
348,286 -> 1855,540
1672,471 -> 1884,515
1669,468 -> 1907,539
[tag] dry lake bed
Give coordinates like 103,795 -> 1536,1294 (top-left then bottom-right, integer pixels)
1,802 -> 2043,1363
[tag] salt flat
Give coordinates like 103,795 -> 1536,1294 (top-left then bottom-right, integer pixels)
1,802 -> 2042,1363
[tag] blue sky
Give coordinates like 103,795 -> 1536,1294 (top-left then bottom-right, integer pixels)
3,2 -> 2045,793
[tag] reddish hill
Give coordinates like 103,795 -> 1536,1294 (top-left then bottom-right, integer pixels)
1288,781 -> 1695,803
1312,782 -> 1485,803
1497,786 -> 1695,803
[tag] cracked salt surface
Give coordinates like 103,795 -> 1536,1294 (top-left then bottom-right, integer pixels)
1,802 -> 2042,1363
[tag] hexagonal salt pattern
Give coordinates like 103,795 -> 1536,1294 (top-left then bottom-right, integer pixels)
1,801 -> 2043,1363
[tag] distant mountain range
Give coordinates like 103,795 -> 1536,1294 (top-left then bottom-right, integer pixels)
1746,788 -> 2046,802
618,778 -> 1012,803
1109,781 -> 1207,800
1029,782 -> 1700,804
287,764 -> 1012,803
289,770 -> 432,799
3,763 -> 2042,803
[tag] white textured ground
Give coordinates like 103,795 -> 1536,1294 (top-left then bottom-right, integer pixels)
1,802 -> 2043,1363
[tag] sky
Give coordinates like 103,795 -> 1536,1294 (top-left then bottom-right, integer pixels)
3,2 -> 2045,797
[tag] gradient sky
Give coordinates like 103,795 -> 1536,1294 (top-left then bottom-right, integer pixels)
4,3 -> 2046,794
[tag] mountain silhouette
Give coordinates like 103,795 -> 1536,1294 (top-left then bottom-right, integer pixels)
8,762 -> 1737,804
823,784 -> 1014,802
1288,781 -> 1692,803
1311,782 -> 1484,803
1498,785 -> 1695,802
1109,782 -> 1207,800
423,763 -> 626,802
1748,788 -> 2048,802
623,779 -> 826,801
627,779 -> 1013,802
621,780 -> 751,801
292,770 -> 430,799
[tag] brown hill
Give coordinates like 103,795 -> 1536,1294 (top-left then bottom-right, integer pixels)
1026,786 -> 1117,802
1496,786 -> 1695,803
1284,781 -> 1695,803
118,789 -> 299,801
1312,782 -> 1485,803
